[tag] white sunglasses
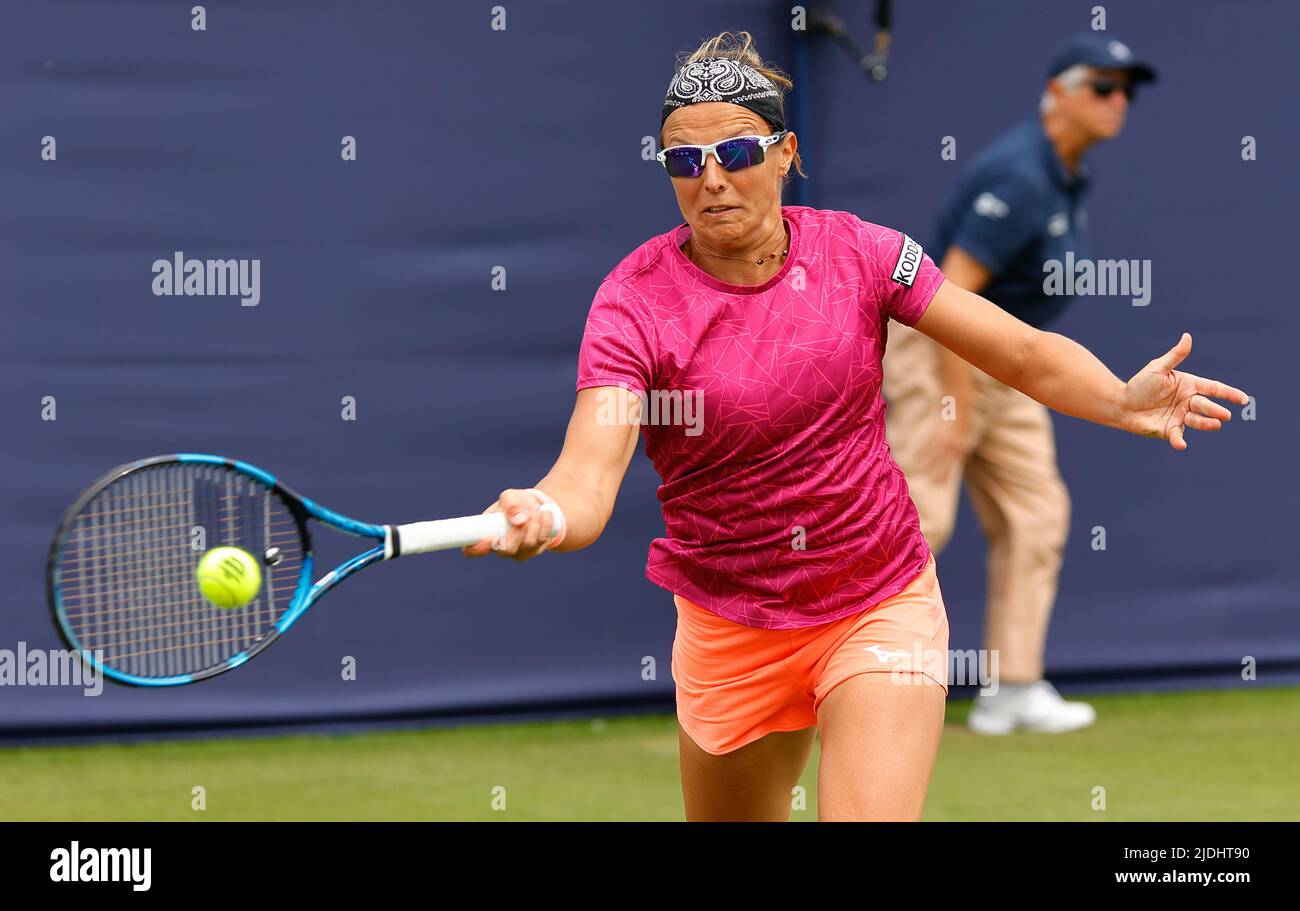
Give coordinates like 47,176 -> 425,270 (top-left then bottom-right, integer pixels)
657,131 -> 790,178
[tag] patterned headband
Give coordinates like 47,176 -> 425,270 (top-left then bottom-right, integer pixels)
660,57 -> 786,133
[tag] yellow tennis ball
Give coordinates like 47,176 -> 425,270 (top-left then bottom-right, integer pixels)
195,546 -> 262,609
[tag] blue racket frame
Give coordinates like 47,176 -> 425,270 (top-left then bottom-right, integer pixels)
47,453 -> 389,687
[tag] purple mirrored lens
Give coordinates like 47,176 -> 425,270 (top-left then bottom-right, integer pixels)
716,137 -> 765,170
662,147 -> 703,178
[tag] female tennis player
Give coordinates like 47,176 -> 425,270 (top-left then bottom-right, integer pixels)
464,32 -> 1248,822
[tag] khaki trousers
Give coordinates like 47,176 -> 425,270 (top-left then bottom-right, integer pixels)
882,322 -> 1070,682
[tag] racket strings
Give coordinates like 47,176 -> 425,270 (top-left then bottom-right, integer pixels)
55,463 -> 306,678
56,530 -> 301,604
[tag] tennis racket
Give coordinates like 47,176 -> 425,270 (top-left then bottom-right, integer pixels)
46,453 -> 556,687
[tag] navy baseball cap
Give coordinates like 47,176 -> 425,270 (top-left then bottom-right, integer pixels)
1047,33 -> 1157,83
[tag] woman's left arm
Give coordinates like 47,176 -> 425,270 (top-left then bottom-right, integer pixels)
911,279 -> 1250,450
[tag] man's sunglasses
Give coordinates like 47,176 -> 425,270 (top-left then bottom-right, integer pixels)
657,131 -> 790,178
1087,78 -> 1136,101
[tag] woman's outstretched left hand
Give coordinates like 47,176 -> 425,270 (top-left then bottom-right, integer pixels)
1121,332 -> 1250,451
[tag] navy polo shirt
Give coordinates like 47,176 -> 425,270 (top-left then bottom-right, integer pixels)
931,119 -> 1092,329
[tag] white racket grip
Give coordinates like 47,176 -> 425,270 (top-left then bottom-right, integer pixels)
386,505 -> 559,558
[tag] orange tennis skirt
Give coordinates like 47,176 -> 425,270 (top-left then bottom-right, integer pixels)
671,553 -> 949,755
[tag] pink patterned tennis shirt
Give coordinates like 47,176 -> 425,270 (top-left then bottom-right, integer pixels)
575,205 -> 947,629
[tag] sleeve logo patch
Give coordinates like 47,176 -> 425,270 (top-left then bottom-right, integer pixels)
891,234 -> 923,287
973,192 -> 1010,218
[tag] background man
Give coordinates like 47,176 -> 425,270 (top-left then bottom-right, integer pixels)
883,33 -> 1158,734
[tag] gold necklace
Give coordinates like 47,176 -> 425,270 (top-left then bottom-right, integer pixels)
685,225 -> 790,266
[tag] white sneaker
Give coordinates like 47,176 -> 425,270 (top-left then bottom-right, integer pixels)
968,680 -> 1096,735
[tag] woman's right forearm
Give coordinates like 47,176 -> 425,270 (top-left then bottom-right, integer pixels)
525,388 -> 642,552
476,387 -> 641,559
530,465 -> 618,551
